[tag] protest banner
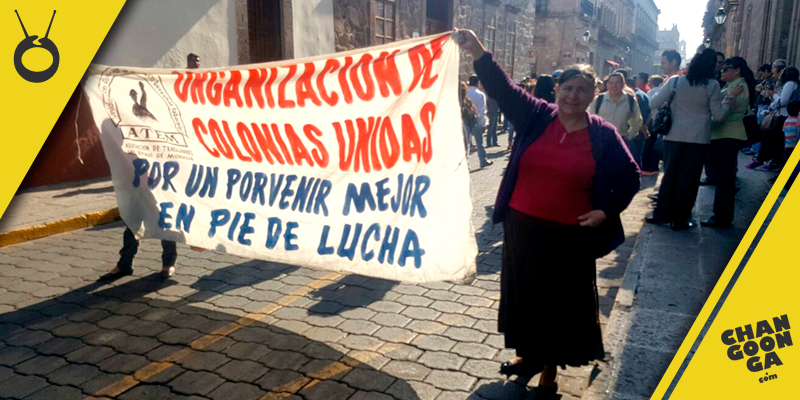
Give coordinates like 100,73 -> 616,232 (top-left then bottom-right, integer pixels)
82,32 -> 477,283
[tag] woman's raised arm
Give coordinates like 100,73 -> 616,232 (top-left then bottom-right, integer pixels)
454,30 -> 551,138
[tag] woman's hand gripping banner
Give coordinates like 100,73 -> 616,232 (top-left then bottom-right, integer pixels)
83,33 -> 477,283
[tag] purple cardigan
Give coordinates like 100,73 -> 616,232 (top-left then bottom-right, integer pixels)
474,53 -> 641,258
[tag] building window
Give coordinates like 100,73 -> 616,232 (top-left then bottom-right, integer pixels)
580,0 -> 594,17
504,19 -> 517,70
375,0 -> 396,44
248,0 -> 283,62
535,0 -> 548,15
426,0 -> 450,35
483,8 -> 497,52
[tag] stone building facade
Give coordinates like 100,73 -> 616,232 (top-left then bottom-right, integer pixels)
333,0 -> 536,82
531,0 -> 600,77
530,0 -> 657,78
704,0 -> 800,69
630,0 -> 659,76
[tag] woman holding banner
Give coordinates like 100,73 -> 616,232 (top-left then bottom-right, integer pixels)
455,30 -> 640,396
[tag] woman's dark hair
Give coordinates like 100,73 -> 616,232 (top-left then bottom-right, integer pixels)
558,64 -> 597,87
638,72 -> 650,82
758,64 -> 772,73
780,67 -> 799,86
788,101 -> 800,117
533,75 -> 556,103
459,82 -> 477,127
722,57 -> 757,109
686,49 -> 718,86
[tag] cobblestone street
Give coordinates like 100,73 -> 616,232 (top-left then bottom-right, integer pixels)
0,133 -> 673,400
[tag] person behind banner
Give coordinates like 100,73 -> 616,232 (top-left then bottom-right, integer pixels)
99,53 -> 203,282
460,81 -> 479,153
466,75 -> 493,168
454,29 -> 640,397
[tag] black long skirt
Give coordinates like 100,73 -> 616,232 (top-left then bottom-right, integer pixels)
499,209 -> 605,368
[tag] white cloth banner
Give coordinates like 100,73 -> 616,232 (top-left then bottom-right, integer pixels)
83,33 -> 477,283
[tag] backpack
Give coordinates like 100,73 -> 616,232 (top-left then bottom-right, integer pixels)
461,98 -> 478,129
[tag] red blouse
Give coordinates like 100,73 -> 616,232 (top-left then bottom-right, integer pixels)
509,118 -> 596,225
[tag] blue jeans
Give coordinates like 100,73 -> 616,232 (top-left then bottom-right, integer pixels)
503,120 -> 515,146
625,134 -> 645,170
467,123 -> 488,166
486,111 -> 499,147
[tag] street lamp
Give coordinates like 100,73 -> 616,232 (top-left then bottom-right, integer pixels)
715,0 -> 727,25
583,30 -> 591,42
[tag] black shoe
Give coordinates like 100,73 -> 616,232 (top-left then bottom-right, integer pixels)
645,214 -> 667,225
699,179 -> 716,186
701,217 -> 731,228
97,269 -> 133,282
480,160 -> 494,168
533,383 -> 559,399
499,361 -> 544,378
670,220 -> 694,231
160,266 -> 176,279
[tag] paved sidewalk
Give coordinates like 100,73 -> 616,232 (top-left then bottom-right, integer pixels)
0,131 -> 654,400
0,178 -> 117,234
0,179 -> 118,247
591,153 -> 778,400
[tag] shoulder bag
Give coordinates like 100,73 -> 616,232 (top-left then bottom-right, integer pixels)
650,77 -> 679,136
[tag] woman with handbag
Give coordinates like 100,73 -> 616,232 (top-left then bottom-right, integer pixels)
702,57 -> 757,228
460,81 -> 479,153
454,29 -> 640,398
646,49 -> 742,230
747,67 -> 800,171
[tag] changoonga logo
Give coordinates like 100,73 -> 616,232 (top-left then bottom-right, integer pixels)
14,10 -> 59,83
721,314 -> 792,382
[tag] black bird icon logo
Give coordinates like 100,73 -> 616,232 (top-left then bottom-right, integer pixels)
14,10 -> 60,83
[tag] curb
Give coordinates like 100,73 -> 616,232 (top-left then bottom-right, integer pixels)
582,174 -> 660,399
582,222 -> 651,400
0,208 -> 120,247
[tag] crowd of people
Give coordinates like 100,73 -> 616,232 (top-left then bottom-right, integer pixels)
455,27 -> 799,399
460,42 -> 800,229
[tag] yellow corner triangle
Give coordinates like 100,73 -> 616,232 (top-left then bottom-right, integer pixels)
652,150 -> 800,399
0,1 -> 126,218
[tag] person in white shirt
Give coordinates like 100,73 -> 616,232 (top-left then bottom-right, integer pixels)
466,75 -> 493,167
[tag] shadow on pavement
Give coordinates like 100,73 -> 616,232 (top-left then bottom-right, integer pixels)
53,185 -> 115,198
0,264 -> 422,399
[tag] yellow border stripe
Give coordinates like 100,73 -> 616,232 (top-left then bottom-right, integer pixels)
651,150 -> 800,398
